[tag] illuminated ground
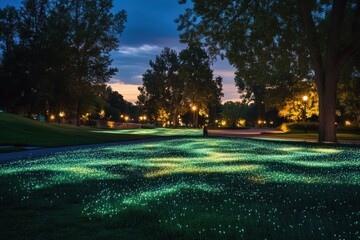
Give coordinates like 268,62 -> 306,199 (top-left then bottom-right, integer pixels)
94,127 -> 203,136
0,138 -> 359,239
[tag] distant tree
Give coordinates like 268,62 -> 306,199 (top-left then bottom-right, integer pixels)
278,82 -> 319,122
220,101 -> 245,127
104,86 -> 128,121
0,6 -> 21,112
0,0 -> 126,124
67,0 -> 126,125
338,62 -> 360,125
208,76 -> 223,124
220,101 -> 258,127
179,44 -> 223,126
138,48 -> 185,126
0,6 -> 18,53
177,0 -> 360,142
138,45 -> 223,127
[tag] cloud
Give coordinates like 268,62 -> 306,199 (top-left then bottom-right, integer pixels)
117,44 -> 162,56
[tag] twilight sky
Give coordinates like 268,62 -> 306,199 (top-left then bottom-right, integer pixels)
0,0 -> 239,103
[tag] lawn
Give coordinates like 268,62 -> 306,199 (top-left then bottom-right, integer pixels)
0,113 -> 202,148
0,138 -> 359,239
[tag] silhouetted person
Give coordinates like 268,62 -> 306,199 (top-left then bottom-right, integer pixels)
203,125 -> 208,137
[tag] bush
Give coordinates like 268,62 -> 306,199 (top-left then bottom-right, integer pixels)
337,126 -> 360,133
280,122 -> 319,132
280,122 -> 360,134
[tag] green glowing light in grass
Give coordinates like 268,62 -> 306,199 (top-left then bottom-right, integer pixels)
1,138 -> 359,190
122,183 -> 220,206
0,137 -> 360,238
93,128 -> 202,136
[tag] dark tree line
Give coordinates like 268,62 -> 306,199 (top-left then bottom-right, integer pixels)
137,45 -> 223,127
177,0 -> 360,142
0,0 -> 126,125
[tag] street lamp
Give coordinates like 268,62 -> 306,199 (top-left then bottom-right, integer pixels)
302,95 -> 308,133
59,111 -> 65,123
191,105 -> 197,127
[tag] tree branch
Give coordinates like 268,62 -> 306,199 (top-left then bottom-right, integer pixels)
325,0 -> 346,76
337,0 -> 360,70
299,0 -> 323,82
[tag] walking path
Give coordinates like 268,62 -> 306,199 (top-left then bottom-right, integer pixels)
208,128 -> 360,145
209,128 -> 283,138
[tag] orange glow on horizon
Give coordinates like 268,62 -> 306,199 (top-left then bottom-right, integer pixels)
107,82 -> 141,104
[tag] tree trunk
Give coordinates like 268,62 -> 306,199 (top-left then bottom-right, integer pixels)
317,81 -> 326,142
76,100 -> 81,126
317,74 -> 338,143
323,73 -> 338,142
299,0 -> 349,143
172,114 -> 178,128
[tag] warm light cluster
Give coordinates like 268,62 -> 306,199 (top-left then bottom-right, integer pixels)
139,115 -> 147,121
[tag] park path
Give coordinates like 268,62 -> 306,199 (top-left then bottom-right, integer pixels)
209,128 -> 283,138
208,128 -> 360,146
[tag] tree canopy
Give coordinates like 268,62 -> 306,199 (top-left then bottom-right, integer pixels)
177,0 -> 360,142
0,0 -> 126,124
137,46 -> 223,127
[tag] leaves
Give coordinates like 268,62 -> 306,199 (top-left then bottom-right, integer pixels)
138,46 -> 223,126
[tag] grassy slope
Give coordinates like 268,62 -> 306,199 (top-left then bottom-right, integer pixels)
0,113 -> 152,147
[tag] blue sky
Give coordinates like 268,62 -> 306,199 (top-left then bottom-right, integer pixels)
1,0 -> 238,103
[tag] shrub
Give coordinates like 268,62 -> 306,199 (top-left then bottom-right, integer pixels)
337,126 -> 360,133
280,122 -> 319,132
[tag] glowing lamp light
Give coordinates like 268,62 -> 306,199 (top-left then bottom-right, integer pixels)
345,120 -> 351,126
258,120 -> 262,125
107,121 -> 115,129
303,95 -> 308,101
59,111 -> 65,117
192,105 -> 197,111
99,110 -> 105,118
124,116 -> 129,121
50,115 -> 55,120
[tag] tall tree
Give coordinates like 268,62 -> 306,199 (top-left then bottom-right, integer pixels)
104,86 -> 129,121
0,0 -> 127,122
179,44 -> 223,126
138,48 -> 185,126
177,0 -> 360,142
68,0 -> 126,125
138,46 -> 223,127
0,6 -> 21,112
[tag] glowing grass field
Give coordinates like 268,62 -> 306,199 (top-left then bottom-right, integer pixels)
0,138 -> 359,239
